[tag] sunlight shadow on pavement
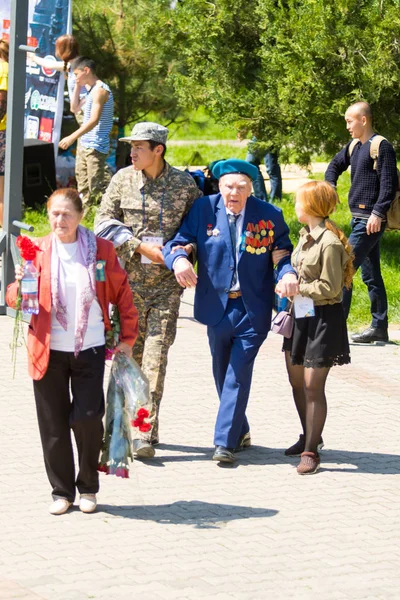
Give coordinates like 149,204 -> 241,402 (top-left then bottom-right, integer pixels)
99,500 -> 278,529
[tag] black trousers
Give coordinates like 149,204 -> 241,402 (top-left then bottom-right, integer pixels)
33,346 -> 105,501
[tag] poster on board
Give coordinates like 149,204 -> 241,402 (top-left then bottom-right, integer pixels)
0,0 -> 71,154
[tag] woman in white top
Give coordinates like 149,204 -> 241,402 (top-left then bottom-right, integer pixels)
7,188 -> 138,516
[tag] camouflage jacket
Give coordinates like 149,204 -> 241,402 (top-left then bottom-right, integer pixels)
95,162 -> 202,297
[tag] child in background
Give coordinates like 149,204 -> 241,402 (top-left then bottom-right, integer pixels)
28,34 -> 87,124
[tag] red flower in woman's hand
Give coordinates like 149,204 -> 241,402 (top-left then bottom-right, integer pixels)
139,422 -> 151,433
105,348 -> 114,361
137,408 -> 149,419
16,236 -> 41,261
97,463 -> 109,474
115,467 -> 129,478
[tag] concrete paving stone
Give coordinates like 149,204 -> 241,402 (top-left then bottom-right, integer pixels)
93,594 -> 167,600
1,291 -> 400,599
0,580 -> 46,599
0,592 -> 45,600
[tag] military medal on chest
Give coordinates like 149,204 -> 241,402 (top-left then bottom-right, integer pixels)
244,219 -> 274,254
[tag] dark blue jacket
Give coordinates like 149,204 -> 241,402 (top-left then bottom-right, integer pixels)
325,137 -> 398,219
163,193 -> 295,334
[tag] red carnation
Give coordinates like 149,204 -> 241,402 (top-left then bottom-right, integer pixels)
115,467 -> 129,478
139,422 -> 151,433
137,408 -> 149,419
16,236 -> 41,261
105,348 -> 114,361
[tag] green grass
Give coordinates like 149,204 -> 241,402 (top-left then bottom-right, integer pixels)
22,169 -> 400,329
165,143 -> 246,168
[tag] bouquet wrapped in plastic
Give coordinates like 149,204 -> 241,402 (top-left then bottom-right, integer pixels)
98,352 -> 151,478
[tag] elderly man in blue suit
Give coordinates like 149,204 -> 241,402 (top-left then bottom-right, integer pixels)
163,159 -> 297,463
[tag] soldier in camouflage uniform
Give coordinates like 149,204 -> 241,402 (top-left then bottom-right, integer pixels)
95,122 -> 202,458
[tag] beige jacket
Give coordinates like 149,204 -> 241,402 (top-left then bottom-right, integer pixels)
292,222 -> 349,305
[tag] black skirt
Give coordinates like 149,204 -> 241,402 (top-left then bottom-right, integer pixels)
283,303 -> 350,368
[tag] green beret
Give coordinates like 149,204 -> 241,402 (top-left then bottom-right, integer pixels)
211,159 -> 258,182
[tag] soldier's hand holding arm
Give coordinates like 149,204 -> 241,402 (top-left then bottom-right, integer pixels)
272,247 -> 290,266
135,242 -> 165,264
170,244 -> 193,256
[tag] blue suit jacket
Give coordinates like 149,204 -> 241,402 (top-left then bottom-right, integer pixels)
163,194 -> 295,334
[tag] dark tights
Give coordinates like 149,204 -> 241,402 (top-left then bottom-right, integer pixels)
284,351 -> 329,453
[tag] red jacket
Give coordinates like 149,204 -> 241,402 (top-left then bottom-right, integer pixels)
6,234 -> 138,380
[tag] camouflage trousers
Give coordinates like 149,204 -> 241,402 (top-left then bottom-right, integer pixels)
131,290 -> 181,443
75,147 -> 111,211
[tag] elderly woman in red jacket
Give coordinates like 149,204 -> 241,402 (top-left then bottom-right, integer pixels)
7,188 -> 138,515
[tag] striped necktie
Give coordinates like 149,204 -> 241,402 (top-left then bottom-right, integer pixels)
228,213 -> 240,287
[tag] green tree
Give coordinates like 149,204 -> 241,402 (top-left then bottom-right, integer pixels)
73,0 -> 182,164
169,0 -> 400,164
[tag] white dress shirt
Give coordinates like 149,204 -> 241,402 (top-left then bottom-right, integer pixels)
226,207 -> 245,291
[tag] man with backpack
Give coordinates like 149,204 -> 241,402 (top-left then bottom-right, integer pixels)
325,101 -> 398,343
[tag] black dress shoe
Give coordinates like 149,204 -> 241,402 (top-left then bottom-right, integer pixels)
212,446 -> 235,463
351,327 -> 389,344
236,431 -> 251,452
284,434 -> 324,456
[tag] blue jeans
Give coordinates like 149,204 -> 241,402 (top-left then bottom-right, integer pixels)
342,218 -> 388,330
245,150 -> 282,202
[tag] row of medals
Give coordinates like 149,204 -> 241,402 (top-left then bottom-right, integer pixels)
245,228 -> 274,254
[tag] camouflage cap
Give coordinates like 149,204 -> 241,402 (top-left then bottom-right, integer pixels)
119,122 -> 169,145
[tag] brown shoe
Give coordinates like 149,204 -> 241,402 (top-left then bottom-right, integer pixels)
297,451 -> 320,475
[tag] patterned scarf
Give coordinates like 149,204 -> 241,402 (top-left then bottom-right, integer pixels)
51,225 -> 97,356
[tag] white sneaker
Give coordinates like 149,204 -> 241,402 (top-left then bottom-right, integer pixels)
49,498 -> 72,515
79,494 -> 97,513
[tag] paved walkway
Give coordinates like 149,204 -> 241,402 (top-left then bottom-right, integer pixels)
1,291 -> 400,600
